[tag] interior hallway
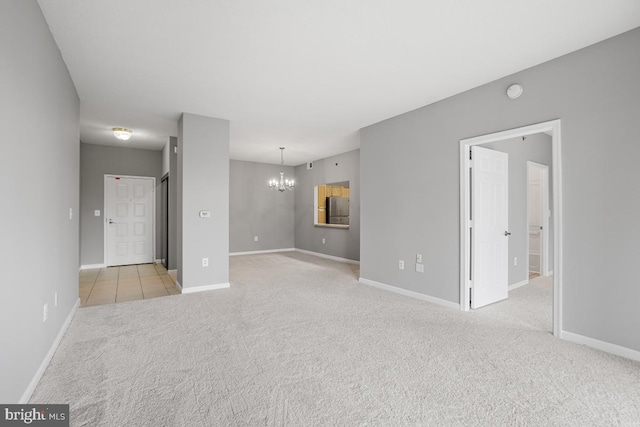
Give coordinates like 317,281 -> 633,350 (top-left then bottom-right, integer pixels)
79,263 -> 179,307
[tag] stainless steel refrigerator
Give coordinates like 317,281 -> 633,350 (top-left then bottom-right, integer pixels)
326,197 -> 349,225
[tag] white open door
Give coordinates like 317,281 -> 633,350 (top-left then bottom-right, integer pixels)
105,175 -> 155,266
471,146 -> 509,309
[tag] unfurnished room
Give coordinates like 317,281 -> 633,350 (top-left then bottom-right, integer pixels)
2,1 -> 640,425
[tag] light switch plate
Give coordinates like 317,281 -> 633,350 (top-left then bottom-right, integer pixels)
94,210 -> 100,216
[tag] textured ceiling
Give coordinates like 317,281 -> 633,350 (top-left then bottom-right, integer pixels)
37,0 -> 640,165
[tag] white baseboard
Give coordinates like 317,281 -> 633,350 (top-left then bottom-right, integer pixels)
20,298 -> 80,404
229,248 -> 295,256
168,269 -> 177,274
509,279 -> 529,291
181,282 -> 230,294
359,277 -> 460,310
294,249 -> 360,265
561,330 -> 640,363
80,264 -> 106,270
81,261 -> 171,270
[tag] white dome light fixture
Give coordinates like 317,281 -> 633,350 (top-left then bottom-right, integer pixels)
112,127 -> 133,141
506,84 -> 524,100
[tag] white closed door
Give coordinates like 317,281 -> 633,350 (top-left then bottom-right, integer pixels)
106,176 -> 154,266
471,146 -> 509,309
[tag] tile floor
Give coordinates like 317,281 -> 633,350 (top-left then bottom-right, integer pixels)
79,263 -> 180,307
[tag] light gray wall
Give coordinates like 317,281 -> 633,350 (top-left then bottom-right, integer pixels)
294,149 -> 360,261
168,137 -> 178,270
230,160 -> 295,252
162,139 -> 170,175
177,113 -> 230,288
80,143 -> 163,266
0,0 -> 80,403
483,133 -> 554,285
360,27 -> 640,352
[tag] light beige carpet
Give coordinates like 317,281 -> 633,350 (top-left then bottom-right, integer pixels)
31,252 -> 640,426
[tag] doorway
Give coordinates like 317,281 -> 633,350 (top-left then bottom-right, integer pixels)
459,120 -> 563,336
104,175 -> 156,266
527,162 -> 550,279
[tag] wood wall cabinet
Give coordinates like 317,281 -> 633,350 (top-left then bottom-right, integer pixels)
318,185 -> 326,208
317,209 -> 326,224
317,185 -> 326,224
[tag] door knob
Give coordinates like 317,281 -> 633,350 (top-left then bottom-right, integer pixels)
504,231 -> 511,236
108,219 -> 115,224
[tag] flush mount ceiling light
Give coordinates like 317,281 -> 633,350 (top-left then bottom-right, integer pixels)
112,127 -> 133,141
269,147 -> 295,192
506,84 -> 524,100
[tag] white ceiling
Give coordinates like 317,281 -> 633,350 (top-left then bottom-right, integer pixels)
37,0 -> 640,166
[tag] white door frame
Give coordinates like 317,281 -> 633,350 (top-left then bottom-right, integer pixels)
459,119 -> 563,337
527,161 -> 550,277
103,174 -> 156,267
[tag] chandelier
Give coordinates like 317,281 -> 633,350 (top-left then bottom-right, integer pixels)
269,147 -> 295,192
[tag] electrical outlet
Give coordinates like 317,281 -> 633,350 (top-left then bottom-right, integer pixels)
55,292 -> 58,306
43,303 -> 48,322
69,208 -> 73,220
254,236 -> 259,242
514,257 -> 518,266
399,260 -> 405,270
416,263 -> 424,273
322,238 -> 326,244
202,258 -> 209,267
416,254 -> 423,263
